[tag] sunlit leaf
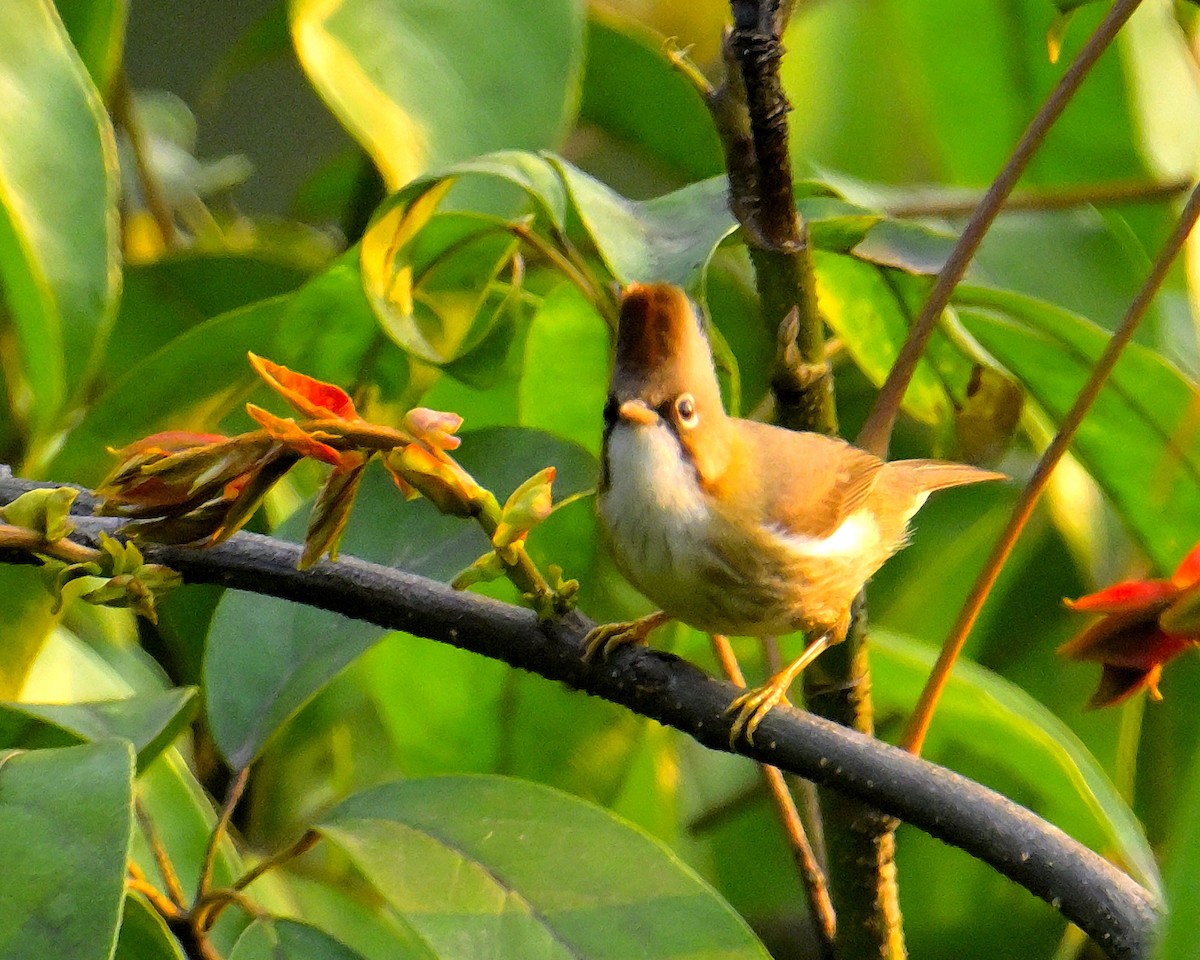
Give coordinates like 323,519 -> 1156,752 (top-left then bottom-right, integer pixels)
0,0 -> 121,434
955,287 -> 1200,573
555,162 -> 737,289
814,251 -> 950,425
871,630 -> 1160,893
290,0 -> 585,190
0,741 -> 134,960
318,776 -> 772,959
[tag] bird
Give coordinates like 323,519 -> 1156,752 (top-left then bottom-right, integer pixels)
585,282 -> 1005,744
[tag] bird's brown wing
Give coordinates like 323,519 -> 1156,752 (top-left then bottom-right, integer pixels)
735,419 -> 885,538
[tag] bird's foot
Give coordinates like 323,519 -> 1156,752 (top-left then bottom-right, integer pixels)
725,631 -> 835,748
582,610 -> 672,662
726,676 -> 794,748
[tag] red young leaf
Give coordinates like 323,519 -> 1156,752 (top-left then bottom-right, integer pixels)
1063,579 -> 1177,615
246,404 -> 342,465
1172,542 -> 1200,588
248,352 -> 359,421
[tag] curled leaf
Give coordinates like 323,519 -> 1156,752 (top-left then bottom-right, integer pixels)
385,445 -> 482,518
450,550 -> 507,590
249,352 -> 359,421
246,404 -> 343,465
493,467 -> 555,555
1,487 -> 78,541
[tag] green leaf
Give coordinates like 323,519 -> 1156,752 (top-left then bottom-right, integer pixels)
852,218 -> 956,275
54,0 -> 128,94
814,251 -> 950,425
107,251 -> 315,375
206,431 -> 596,768
1158,747 -> 1200,959
318,775 -> 772,959
580,10 -> 724,183
229,918 -> 366,960
113,894 -> 186,960
518,282 -> 609,456
290,0 -> 586,190
0,740 -> 135,960
955,287 -> 1200,572
0,0 -> 121,434
870,630 -> 1160,894
0,688 -> 197,772
49,294 -> 292,485
554,162 -> 737,289
798,195 -> 884,253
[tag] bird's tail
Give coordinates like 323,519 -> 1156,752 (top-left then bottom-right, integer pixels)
888,459 -> 1007,493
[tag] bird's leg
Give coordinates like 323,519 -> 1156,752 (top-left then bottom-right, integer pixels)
582,610 -> 673,662
726,631 -> 835,747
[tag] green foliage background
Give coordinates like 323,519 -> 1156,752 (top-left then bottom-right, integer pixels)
1,0 -> 1199,958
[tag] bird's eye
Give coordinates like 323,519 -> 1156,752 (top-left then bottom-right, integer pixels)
675,393 -> 698,428
603,395 -> 619,427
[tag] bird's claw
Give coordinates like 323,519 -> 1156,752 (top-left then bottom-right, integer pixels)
726,677 -> 793,748
581,611 -> 671,662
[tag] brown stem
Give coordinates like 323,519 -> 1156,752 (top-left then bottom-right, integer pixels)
886,176 -> 1192,219
0,524 -> 100,564
720,2 -> 897,953
901,178 -> 1200,755
126,874 -> 183,919
855,0 -> 1146,459
194,767 -> 249,905
135,799 -> 188,909
711,634 -> 836,953
234,829 -> 320,892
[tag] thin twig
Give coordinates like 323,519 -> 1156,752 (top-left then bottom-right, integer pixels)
855,0 -> 1146,458
126,875 -> 183,919
194,766 -> 249,905
710,634 -> 836,952
886,176 -> 1191,219
135,799 -> 188,909
900,178 -> 1200,755
233,830 -> 320,892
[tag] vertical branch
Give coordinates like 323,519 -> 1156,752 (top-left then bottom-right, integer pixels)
715,3 -> 899,955
854,0 -> 1145,459
723,0 -> 837,436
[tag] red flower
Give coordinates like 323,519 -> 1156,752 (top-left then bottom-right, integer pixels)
1060,543 -> 1200,708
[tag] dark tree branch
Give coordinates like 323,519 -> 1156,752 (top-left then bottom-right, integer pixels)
722,3 -> 896,951
0,475 -> 1159,960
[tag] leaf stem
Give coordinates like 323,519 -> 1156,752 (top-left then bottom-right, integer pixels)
885,176 -> 1191,219
900,178 -> 1200,755
194,766 -> 249,906
711,634 -> 836,953
854,0 -> 1146,459
233,829 -> 320,893
135,799 -> 189,909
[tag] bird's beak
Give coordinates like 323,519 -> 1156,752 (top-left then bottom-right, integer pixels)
618,399 -> 658,426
